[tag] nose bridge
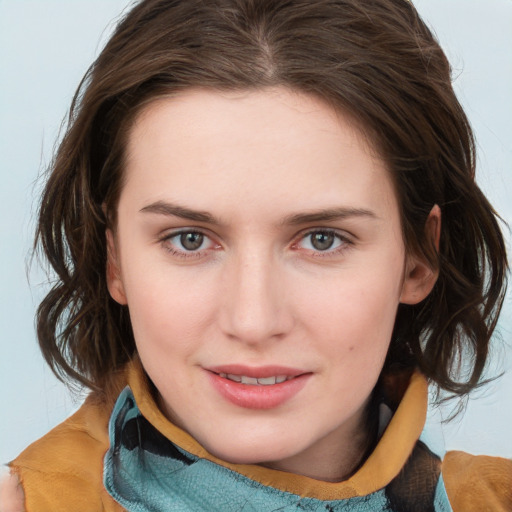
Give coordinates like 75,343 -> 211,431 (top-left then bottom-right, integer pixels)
220,245 -> 290,344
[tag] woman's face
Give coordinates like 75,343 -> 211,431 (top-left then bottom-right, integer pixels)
107,87 -> 435,479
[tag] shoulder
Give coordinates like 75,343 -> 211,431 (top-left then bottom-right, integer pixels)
442,450 -> 512,512
12,392 -> 111,473
8,392 -> 123,511
0,470 -> 25,512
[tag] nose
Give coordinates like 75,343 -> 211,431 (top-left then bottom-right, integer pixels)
218,249 -> 293,346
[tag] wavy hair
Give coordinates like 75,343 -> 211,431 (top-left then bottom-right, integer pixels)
35,0 -> 508,399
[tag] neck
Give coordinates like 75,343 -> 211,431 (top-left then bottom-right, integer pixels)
260,397 -> 379,482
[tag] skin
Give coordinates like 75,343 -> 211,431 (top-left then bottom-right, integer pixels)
0,87 -> 440,509
107,87 -> 439,482
0,472 -> 25,512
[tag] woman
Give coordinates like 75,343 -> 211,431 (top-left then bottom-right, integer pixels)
3,0 -> 510,510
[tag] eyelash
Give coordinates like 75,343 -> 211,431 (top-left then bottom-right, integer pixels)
159,228 -> 353,259
159,230 -> 219,259
292,229 -> 353,257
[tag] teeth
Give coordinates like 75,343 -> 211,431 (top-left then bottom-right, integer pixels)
257,376 -> 277,385
219,373 -> 292,385
241,376 -> 259,385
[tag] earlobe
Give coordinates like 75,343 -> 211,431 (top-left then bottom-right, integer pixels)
400,205 -> 441,305
106,229 -> 127,305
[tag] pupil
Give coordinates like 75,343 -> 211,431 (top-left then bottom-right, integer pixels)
311,232 -> 334,251
181,232 -> 203,250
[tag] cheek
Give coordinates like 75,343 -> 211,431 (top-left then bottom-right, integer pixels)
121,262 -> 219,351
299,265 -> 403,359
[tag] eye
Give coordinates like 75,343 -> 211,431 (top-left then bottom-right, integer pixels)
177,232 -> 205,251
161,230 -> 218,257
296,229 -> 349,253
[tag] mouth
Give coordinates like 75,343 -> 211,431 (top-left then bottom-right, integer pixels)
207,364 -> 306,383
206,366 -> 311,409
215,373 -> 293,385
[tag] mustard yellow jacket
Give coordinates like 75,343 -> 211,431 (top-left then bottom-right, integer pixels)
10,360 -> 512,511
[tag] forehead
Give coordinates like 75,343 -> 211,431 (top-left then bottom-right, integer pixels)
121,87 -> 399,224
127,87 -> 379,165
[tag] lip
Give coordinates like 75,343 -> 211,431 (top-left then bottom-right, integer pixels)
207,364 -> 305,379
206,365 -> 311,410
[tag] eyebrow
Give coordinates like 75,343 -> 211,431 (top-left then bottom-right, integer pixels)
140,201 -> 219,224
140,200 -> 378,226
282,207 -> 378,225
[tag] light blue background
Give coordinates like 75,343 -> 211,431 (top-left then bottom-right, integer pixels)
1,0 -> 511,463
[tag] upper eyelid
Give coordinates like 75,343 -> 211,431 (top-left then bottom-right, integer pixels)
302,227 -> 349,236
159,228 -> 216,248
159,227 -> 214,240
159,229 -> 219,257
288,228 -> 354,256
295,227 -> 354,242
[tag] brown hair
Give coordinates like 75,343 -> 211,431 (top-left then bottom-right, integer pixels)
36,0 -> 508,399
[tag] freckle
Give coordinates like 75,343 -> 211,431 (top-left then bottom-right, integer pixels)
348,345 -> 355,351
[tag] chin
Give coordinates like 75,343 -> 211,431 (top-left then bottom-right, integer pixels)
203,435 -> 297,466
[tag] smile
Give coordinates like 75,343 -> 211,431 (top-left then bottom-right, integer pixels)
217,373 -> 291,385
207,367 -> 311,409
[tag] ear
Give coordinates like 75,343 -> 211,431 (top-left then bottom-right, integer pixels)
106,229 -> 127,305
400,205 -> 441,305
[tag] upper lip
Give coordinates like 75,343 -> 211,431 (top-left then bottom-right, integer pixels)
206,364 -> 307,378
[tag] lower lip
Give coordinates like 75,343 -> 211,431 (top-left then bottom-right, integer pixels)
207,372 -> 311,410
